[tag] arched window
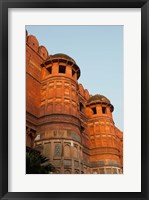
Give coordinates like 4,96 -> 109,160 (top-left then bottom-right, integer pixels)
79,102 -> 84,112
54,143 -> 61,157
64,145 -> 71,157
64,170 -> 71,174
73,146 -> 78,158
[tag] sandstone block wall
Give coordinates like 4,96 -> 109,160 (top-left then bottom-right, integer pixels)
26,33 -> 123,174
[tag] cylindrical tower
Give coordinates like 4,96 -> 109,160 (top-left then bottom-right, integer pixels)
86,94 -> 122,174
35,53 -> 84,174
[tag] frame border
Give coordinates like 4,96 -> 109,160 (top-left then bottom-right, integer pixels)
0,0 -> 149,199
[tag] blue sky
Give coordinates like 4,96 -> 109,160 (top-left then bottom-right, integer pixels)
26,25 -> 123,131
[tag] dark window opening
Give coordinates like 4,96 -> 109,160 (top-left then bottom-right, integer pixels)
59,65 -> 66,74
92,107 -> 97,114
102,107 -> 106,114
110,107 -> 113,112
80,102 -> 84,112
72,69 -> 75,77
81,126 -> 85,133
47,66 -> 52,74
68,61 -> 73,65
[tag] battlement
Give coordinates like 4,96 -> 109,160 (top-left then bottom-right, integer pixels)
26,30 -> 49,60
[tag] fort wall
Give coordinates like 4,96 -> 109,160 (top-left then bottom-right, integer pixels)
26,33 -> 123,174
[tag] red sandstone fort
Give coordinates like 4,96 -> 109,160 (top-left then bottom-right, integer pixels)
26,31 -> 123,174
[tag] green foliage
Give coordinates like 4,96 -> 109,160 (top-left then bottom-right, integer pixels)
26,148 -> 55,174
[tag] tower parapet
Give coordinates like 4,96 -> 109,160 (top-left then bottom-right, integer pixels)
36,53 -> 83,174
86,94 -> 114,118
40,53 -> 81,118
86,94 -> 122,174
41,53 -> 80,81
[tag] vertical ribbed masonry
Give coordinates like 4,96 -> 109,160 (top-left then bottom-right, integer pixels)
37,54 -> 84,174
86,94 -> 123,174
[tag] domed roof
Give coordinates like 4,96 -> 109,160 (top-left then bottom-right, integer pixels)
87,94 -> 114,112
53,53 -> 75,62
46,53 -> 76,63
41,53 -> 80,79
88,94 -> 111,104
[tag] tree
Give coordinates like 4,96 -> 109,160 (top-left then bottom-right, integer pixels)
26,147 -> 55,174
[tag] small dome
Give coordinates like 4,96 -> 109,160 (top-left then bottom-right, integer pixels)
88,94 -> 111,104
49,53 -> 76,63
41,53 -> 80,79
87,94 -> 114,112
